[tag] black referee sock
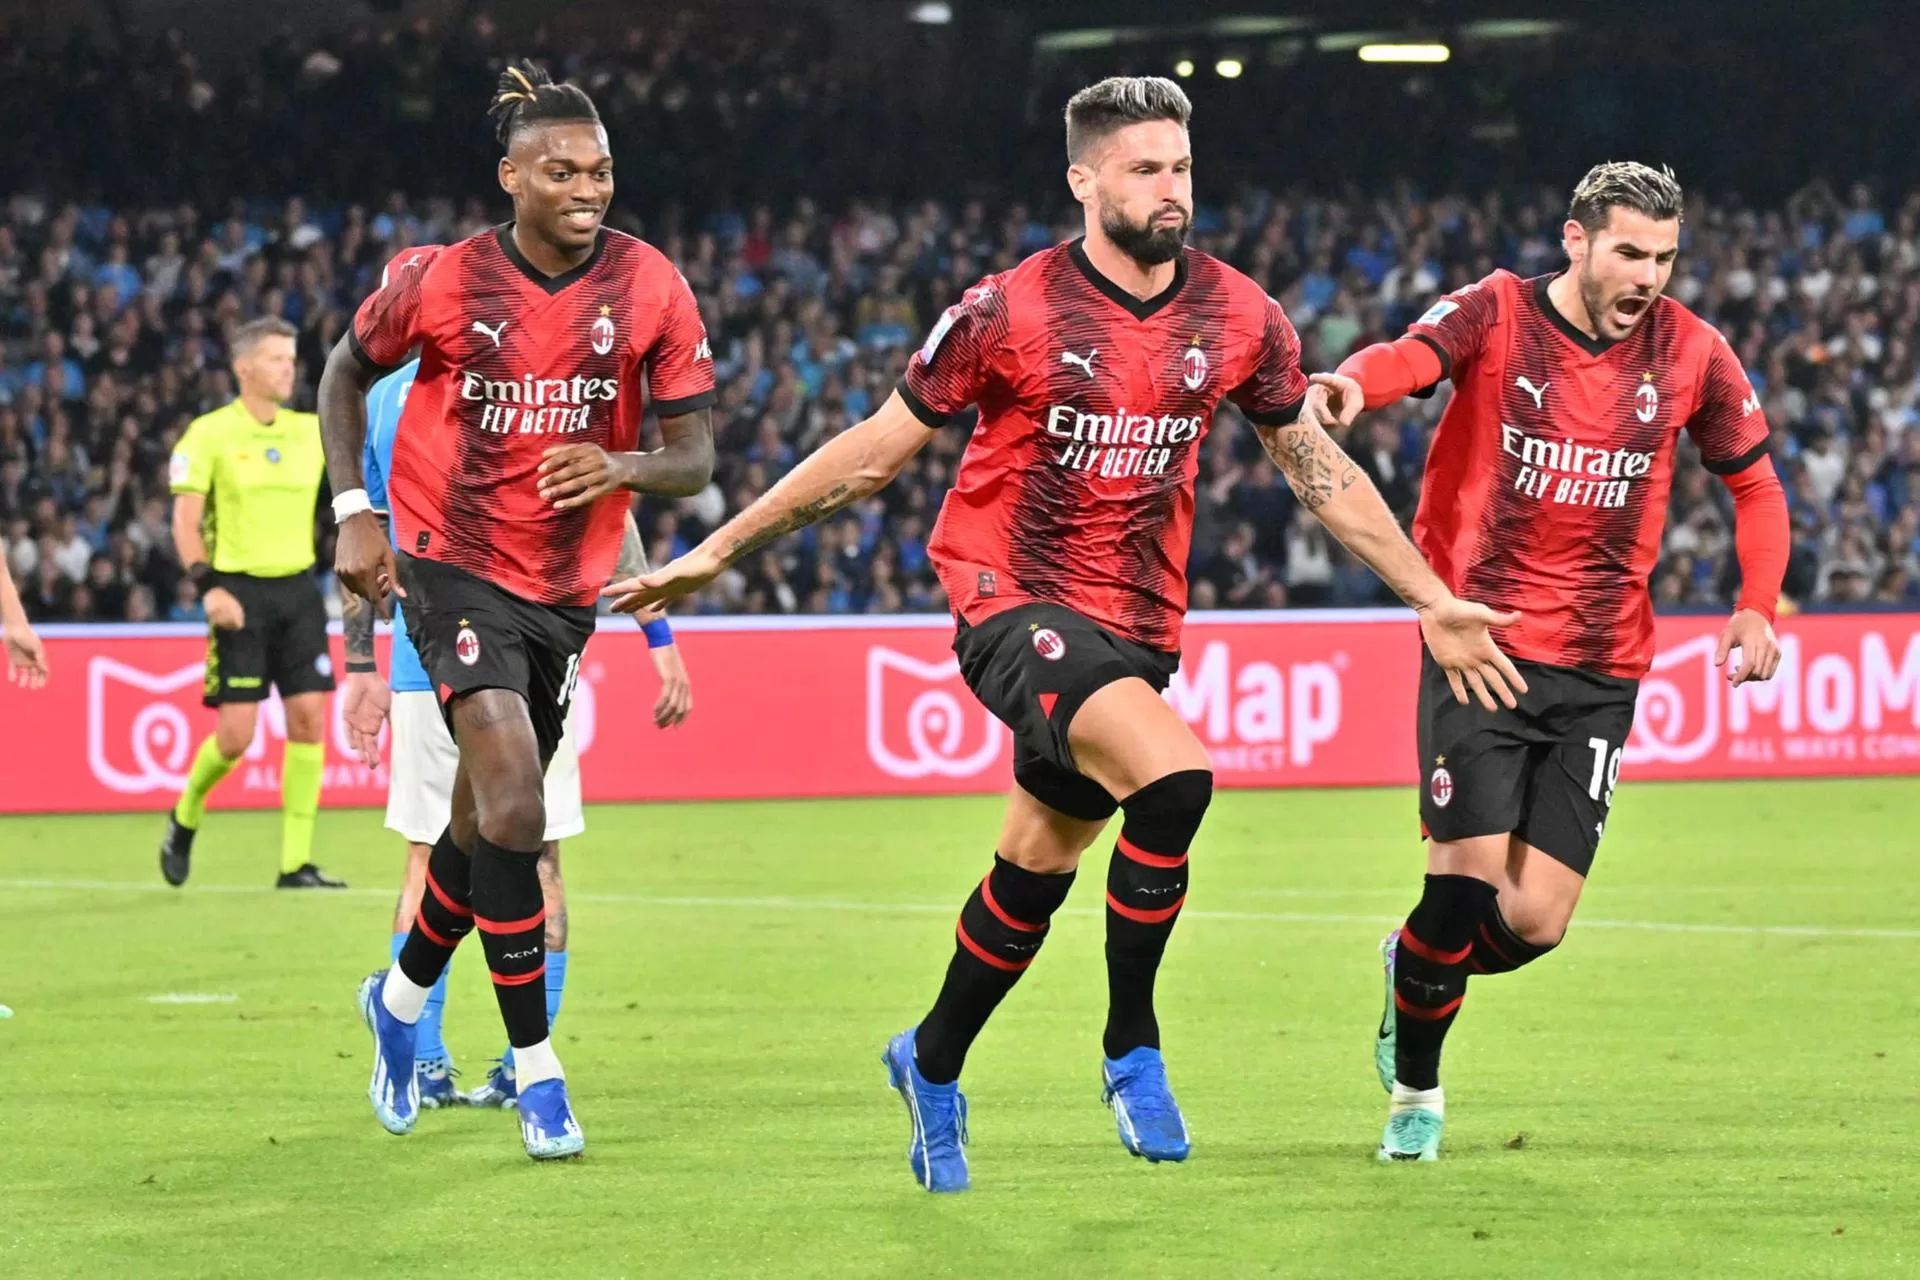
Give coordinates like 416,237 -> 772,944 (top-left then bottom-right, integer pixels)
914,855 -> 1076,1085
1394,873 -> 1498,1091
471,835 -> 550,1050
1468,904 -> 1558,975
396,828 -> 472,989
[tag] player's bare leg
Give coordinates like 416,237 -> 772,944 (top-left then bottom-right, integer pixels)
1479,838 -> 1585,960
1068,677 -> 1214,1163
159,701 -> 258,887
1377,834 -> 1504,1160
275,691 -> 340,888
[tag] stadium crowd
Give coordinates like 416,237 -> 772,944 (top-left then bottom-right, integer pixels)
3,20 -> 1919,622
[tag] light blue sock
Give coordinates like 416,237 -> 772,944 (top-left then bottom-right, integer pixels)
393,930 -> 453,1064
502,950 -> 567,1074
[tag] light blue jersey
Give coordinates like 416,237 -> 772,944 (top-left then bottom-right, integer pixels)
363,360 -> 431,693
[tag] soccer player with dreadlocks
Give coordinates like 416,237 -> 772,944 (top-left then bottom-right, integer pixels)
318,60 -> 717,1159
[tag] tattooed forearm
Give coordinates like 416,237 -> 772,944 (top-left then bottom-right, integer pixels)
614,511 -> 651,581
1258,423 -> 1361,511
722,483 -> 855,564
342,589 -> 375,663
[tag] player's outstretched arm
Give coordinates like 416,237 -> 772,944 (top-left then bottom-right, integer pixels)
0,554 -> 47,689
1257,391 -> 1527,712
604,390 -> 934,613
318,334 -> 401,616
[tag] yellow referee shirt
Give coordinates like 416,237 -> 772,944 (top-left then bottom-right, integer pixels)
168,400 -> 326,577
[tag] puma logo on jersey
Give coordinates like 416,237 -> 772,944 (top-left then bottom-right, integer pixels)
471,319 -> 508,347
1515,376 -> 1549,410
1061,349 -> 1098,379
1741,391 -> 1761,416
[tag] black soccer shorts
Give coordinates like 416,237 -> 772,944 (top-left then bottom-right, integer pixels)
1415,649 -> 1640,876
396,553 -> 596,768
202,571 -> 336,707
951,602 -> 1182,823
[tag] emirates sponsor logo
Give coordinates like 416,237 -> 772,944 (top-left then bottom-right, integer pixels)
1501,423 -> 1657,510
458,370 -> 620,436
1043,404 -> 1204,478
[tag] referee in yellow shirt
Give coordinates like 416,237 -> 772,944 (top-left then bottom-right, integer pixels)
158,318 -> 344,889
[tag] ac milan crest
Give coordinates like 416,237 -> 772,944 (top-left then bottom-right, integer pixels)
1430,765 -> 1454,808
455,627 -> 481,666
591,314 -> 616,356
1635,375 -> 1659,424
1031,628 -> 1066,661
1182,343 -> 1208,392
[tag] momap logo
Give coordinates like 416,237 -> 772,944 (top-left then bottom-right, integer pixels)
1501,423 -> 1657,510
458,371 -> 620,436
1628,629 -> 1920,767
1043,405 -> 1205,479
866,647 -> 1003,779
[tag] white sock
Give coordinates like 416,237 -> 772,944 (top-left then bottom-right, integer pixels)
513,1038 -> 564,1087
380,969 -> 431,1024
1390,1082 -> 1445,1117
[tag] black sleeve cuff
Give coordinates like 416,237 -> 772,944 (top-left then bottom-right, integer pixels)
1241,392 -> 1308,428
1703,439 -> 1770,476
347,328 -> 396,377
652,388 -> 718,418
1409,332 -> 1453,385
896,379 -> 950,428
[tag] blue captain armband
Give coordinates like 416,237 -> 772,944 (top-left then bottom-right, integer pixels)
642,618 -> 674,648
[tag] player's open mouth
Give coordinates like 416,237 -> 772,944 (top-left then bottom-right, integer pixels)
1612,295 -> 1650,323
562,207 -> 603,228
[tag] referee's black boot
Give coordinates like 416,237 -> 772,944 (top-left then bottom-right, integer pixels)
159,815 -> 195,887
276,863 -> 348,890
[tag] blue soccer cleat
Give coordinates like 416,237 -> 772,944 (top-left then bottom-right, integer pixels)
415,1057 -> 460,1110
1378,1103 -> 1445,1162
881,1027 -> 969,1193
356,970 -> 419,1135
1376,929 -> 1399,1093
517,1078 -> 585,1160
1102,1046 -> 1191,1163
460,1057 -> 517,1109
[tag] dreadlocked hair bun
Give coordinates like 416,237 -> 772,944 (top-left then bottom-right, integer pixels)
487,59 -> 599,149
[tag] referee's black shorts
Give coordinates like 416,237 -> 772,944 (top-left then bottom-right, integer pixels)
202,571 -> 336,708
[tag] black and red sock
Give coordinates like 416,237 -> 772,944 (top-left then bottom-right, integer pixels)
1394,873 -> 1498,1090
396,828 -> 472,988
1468,903 -> 1557,975
913,855 -> 1076,1085
1103,769 -> 1212,1060
470,835 -> 549,1049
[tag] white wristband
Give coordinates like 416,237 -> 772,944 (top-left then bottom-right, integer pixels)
332,489 -> 373,523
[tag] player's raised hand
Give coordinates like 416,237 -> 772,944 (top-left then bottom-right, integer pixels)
539,443 -> 635,510
341,672 -> 391,770
1715,608 -> 1780,686
4,618 -> 48,689
1308,371 -> 1366,427
335,510 -> 402,618
604,546 -> 725,614
1418,593 -> 1528,712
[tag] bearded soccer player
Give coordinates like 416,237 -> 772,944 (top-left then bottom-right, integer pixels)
1323,162 -> 1790,1162
317,62 -> 716,1160
611,77 -> 1518,1194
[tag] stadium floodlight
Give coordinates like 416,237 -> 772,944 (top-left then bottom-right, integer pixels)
907,2 -> 953,24
1214,58 -> 1244,78
1174,58 -> 1195,78
1357,43 -> 1451,63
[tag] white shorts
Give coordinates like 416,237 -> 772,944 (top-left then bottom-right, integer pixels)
384,690 -> 586,846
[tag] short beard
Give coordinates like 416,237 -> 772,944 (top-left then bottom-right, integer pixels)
1102,203 -> 1189,267
1579,255 -> 1611,331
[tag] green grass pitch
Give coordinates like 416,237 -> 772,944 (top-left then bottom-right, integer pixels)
3,779 -> 1916,1277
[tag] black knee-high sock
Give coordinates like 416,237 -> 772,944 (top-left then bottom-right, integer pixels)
1467,904 -> 1557,975
397,828 -> 472,988
913,855 -> 1076,1085
1394,873 -> 1498,1090
470,835 -> 549,1049
1103,769 -> 1213,1060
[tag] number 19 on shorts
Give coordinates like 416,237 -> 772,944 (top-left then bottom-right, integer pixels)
559,652 -> 582,709
1587,736 -> 1623,841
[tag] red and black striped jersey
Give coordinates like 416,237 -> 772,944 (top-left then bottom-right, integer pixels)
901,239 -> 1307,652
1408,270 -> 1767,678
351,226 -> 716,607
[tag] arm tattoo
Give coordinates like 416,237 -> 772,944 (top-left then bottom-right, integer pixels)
1259,423 -> 1362,511
339,513 -> 386,662
614,512 -> 651,580
723,483 -> 855,564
